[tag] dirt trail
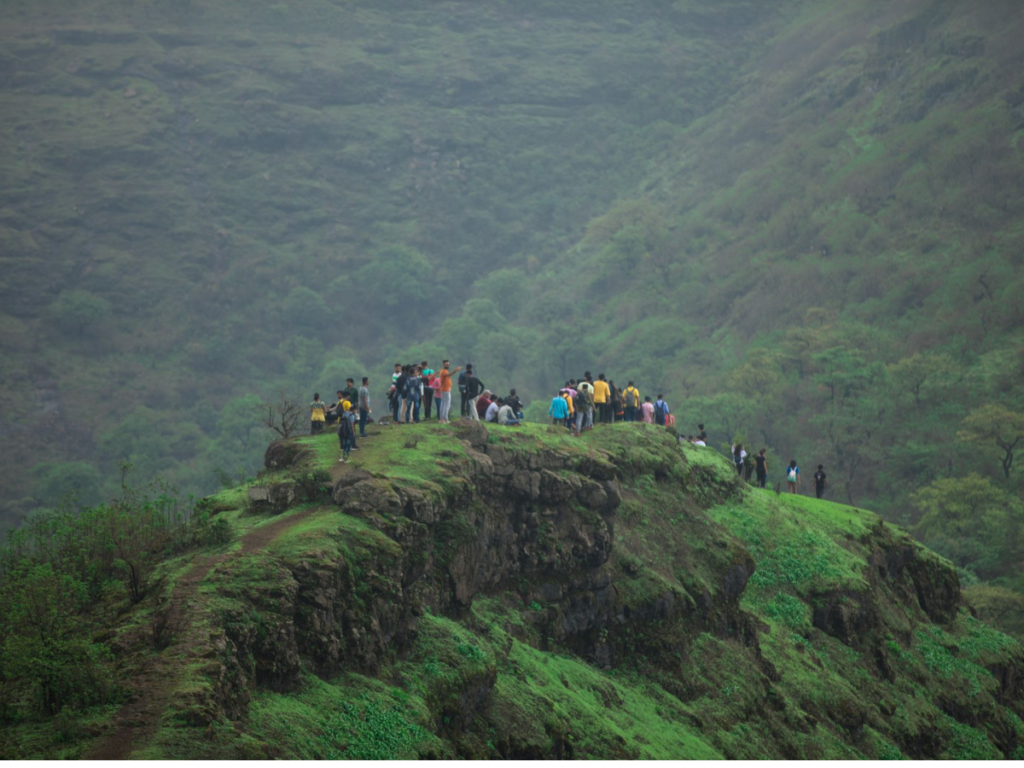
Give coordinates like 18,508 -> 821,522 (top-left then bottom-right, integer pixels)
84,508 -> 318,760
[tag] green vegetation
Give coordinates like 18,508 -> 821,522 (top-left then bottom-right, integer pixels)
1,0 -> 1023,633
2,417 -> 1023,758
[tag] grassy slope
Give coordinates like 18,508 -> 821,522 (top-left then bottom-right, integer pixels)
8,421 -> 1007,760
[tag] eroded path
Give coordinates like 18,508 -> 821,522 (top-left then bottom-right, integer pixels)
85,508 -> 319,759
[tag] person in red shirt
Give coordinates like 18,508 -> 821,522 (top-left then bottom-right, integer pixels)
475,390 -> 493,420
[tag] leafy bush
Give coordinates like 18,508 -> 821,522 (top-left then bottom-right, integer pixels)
0,564 -> 114,715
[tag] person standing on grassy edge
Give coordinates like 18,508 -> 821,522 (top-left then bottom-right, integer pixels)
437,360 -> 461,424
654,394 -> 669,426
338,406 -> 357,463
814,465 -> 827,499
754,449 -> 768,489
358,377 -> 371,438
420,363 -> 434,420
458,365 -> 470,418
609,380 -> 622,423
326,389 -> 346,426
623,382 -> 640,422
310,393 -> 327,435
786,460 -> 800,493
465,365 -> 486,421
641,396 -> 654,424
593,374 -> 611,424
550,390 -> 569,425
732,443 -> 747,477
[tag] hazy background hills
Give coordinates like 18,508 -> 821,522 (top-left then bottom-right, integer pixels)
1,1 -> 1023,629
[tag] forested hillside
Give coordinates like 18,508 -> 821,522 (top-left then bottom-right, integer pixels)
1,0 -> 1023,632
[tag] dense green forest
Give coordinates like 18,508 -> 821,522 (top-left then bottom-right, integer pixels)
1,0 -> 1023,633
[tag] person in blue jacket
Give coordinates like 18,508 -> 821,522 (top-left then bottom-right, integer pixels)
549,390 -> 569,424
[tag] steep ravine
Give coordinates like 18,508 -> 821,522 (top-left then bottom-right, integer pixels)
130,422 -> 1024,759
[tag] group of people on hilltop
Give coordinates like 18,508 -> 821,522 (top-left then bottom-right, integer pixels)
547,374 -> 677,437
309,378 -> 372,462
730,442 -> 829,498
384,360 -> 525,427
310,365 -> 833,493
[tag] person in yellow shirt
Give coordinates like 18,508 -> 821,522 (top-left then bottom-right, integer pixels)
310,393 -> 328,434
593,373 -> 611,425
622,382 -> 641,423
562,387 -> 574,430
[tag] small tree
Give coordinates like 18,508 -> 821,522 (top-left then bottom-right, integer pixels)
258,391 -> 303,439
958,404 -> 1024,479
103,464 -> 169,604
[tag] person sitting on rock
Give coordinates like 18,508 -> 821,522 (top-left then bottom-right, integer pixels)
506,389 -> 525,420
485,396 -> 501,423
498,399 -> 521,426
475,389 -> 493,420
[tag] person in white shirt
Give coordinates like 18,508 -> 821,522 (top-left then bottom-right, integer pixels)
485,398 -> 500,423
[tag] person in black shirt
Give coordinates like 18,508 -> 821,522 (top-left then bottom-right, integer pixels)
814,465 -> 828,499
465,366 -> 486,421
754,449 -> 768,489
698,423 -> 708,443
506,389 -> 525,420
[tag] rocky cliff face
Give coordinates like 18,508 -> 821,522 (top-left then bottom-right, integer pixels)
160,423 -> 1022,759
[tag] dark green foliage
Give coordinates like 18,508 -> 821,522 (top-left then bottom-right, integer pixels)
0,564 -> 114,716
293,469 -> 331,504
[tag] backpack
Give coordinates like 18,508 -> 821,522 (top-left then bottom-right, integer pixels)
574,391 -> 589,413
787,467 -> 798,483
654,401 -> 666,418
338,417 -> 354,439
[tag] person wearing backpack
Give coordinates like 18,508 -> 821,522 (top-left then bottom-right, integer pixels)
786,461 -> 800,493
813,465 -> 828,499
338,407 -> 357,463
754,449 -> 768,489
731,443 -> 746,477
573,388 -> 591,436
622,382 -> 640,422
403,366 -> 422,423
654,395 -> 669,426
609,380 -> 622,423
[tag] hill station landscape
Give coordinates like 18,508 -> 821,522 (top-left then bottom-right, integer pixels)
1,0 -> 1023,760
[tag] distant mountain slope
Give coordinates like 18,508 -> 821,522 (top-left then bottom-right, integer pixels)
1,1 -> 1022,636
0,0 -> 789,520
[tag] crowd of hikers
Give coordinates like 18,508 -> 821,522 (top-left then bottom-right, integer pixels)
309,363 -> 831,496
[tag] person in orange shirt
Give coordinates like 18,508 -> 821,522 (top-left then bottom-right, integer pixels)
593,373 -> 611,425
437,359 -> 462,424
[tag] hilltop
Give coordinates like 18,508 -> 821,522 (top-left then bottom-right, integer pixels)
2,422 -> 1021,759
